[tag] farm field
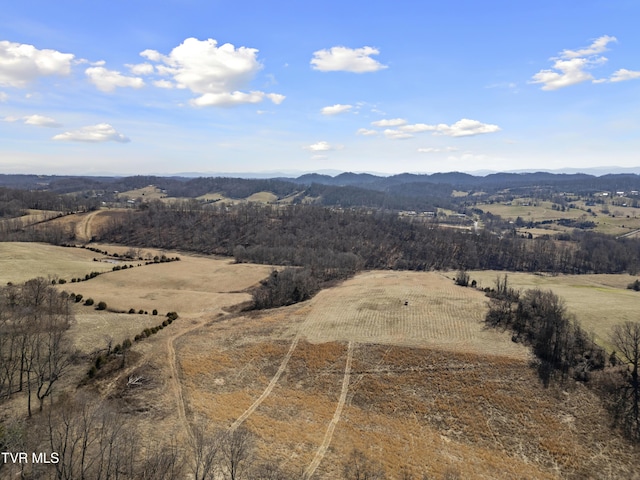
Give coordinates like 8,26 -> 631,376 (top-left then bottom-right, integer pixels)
173,270 -> 639,479
479,200 -> 640,236
0,241 -> 113,284
3,240 -> 640,478
465,270 -> 640,347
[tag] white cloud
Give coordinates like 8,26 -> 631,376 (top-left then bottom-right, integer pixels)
191,91 -> 284,107
356,128 -> 377,136
24,114 -> 61,127
153,79 -> 174,89
371,118 -> 406,127
530,57 -> 601,90
610,68 -> 640,82
530,35 -> 621,90
140,37 -> 284,107
321,104 -> 352,115
52,123 -> 130,143
126,62 -> 154,75
399,123 -> 437,133
383,129 -> 413,140
85,66 -> 145,92
431,118 -> 501,137
373,119 -> 499,137
311,46 -> 387,73
0,40 -> 74,88
0,92 -> 7,102
560,35 -> 616,59
417,147 -> 458,153
303,141 -> 338,151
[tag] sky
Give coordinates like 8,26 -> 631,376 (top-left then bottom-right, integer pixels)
1,0 -> 639,176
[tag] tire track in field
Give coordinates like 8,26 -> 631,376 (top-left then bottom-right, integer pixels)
304,341 -> 354,479
228,334 -> 300,432
75,210 -> 101,243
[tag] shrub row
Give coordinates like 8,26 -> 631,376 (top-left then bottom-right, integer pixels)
133,312 -> 179,342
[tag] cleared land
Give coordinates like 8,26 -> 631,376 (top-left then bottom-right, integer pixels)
466,270 -> 640,347
5,243 -> 640,478
286,271 -> 529,358
479,200 -> 640,236
174,270 -> 639,478
0,242 -> 113,284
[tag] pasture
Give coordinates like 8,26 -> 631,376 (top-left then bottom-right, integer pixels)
173,270 -> 638,479
466,270 -> 640,346
0,242 -> 113,284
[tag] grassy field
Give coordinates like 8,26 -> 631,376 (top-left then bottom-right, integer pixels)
479,200 -> 640,236
0,242 -> 114,284
174,270 -> 640,478
4,241 -> 640,478
282,271 -> 529,358
465,270 -> 640,347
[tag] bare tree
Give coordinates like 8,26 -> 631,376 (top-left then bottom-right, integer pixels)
610,321 -> 640,440
343,449 -> 386,480
221,427 -> 254,480
189,423 -> 222,480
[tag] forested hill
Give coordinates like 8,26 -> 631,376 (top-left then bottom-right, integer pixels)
2,171 -> 640,194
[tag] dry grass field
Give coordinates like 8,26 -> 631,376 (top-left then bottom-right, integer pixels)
0,242 -> 113,284
465,270 -> 640,348
117,185 -> 167,200
173,270 -> 640,479
4,240 -> 640,478
283,271 -> 529,358
479,200 -> 640,236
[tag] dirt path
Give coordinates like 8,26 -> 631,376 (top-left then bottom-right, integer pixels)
75,210 -> 101,243
304,341 -> 354,479
166,315 -> 212,443
229,334 -> 301,432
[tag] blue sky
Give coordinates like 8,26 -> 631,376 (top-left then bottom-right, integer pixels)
1,0 -> 639,175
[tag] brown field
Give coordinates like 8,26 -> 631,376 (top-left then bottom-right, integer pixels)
117,185 -> 167,200
173,270 -> 640,478
282,271 -> 529,358
0,242 -> 114,284
479,200 -> 640,236
5,241 -> 640,478
465,270 -> 640,347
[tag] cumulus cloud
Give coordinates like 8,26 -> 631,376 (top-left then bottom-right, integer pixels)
364,118 -> 500,139
153,79 -> 174,89
24,114 -> 61,127
321,104 -> 352,115
383,129 -> 413,140
430,119 -> 501,137
610,68 -> 640,82
356,128 -> 377,136
52,123 -> 130,143
126,62 -> 154,75
371,118 -> 406,127
85,66 -> 145,92
0,40 -> 74,87
530,35 -> 629,90
311,46 -> 387,73
303,141 -> 339,152
399,123 -> 437,133
140,37 -> 284,107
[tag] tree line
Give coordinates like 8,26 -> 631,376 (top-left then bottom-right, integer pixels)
0,278 -> 73,416
98,201 -> 640,275
483,276 -> 640,441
